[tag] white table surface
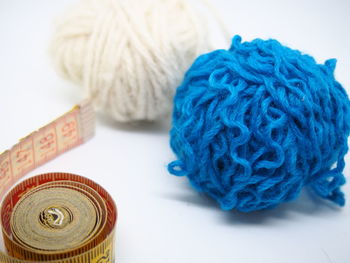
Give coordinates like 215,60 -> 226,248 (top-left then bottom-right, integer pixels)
1,0 -> 350,262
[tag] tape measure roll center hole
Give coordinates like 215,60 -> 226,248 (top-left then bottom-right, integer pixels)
39,206 -> 73,229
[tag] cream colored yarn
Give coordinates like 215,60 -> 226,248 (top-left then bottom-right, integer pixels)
51,0 -> 209,122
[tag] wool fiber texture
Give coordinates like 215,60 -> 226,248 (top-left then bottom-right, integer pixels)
51,0 -> 209,122
168,35 -> 350,212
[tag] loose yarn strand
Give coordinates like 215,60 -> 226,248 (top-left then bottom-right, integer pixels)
200,0 -> 232,44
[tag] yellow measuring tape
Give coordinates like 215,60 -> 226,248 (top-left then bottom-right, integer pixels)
0,101 -> 117,262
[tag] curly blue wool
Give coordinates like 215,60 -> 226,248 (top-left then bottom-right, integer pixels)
168,35 -> 350,212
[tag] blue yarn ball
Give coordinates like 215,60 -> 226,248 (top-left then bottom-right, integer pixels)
168,35 -> 350,212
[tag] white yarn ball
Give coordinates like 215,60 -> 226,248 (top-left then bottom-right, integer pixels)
51,0 -> 209,122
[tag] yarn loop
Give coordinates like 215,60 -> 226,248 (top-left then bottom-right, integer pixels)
169,35 -> 350,212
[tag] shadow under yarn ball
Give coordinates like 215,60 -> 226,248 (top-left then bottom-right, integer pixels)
168,35 -> 350,212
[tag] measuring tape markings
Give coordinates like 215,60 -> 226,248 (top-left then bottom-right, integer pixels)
0,101 -> 117,263
0,100 -> 94,199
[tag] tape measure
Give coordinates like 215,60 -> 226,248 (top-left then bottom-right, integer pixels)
0,101 -> 117,262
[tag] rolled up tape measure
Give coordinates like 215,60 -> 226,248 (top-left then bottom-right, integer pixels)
0,101 -> 117,262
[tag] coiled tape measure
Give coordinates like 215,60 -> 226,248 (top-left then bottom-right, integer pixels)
0,101 -> 117,263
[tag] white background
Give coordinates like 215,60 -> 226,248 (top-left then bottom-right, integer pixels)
1,0 -> 350,262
